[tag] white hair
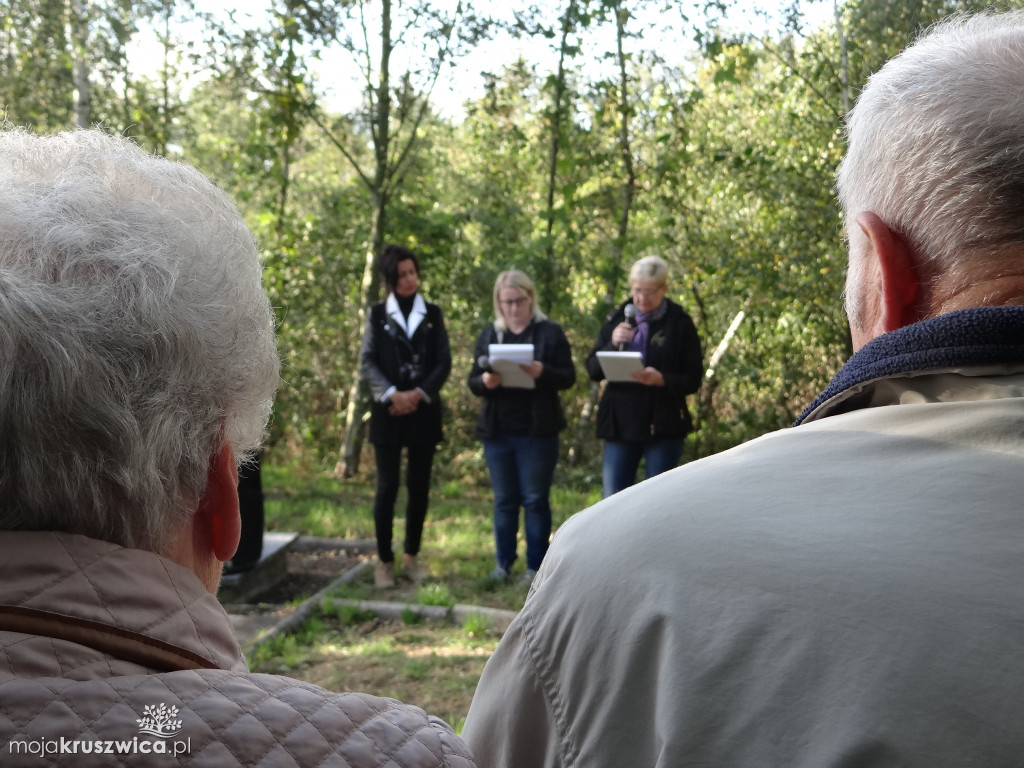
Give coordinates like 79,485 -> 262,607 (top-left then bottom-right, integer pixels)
0,129 -> 279,553
838,11 -> 1024,315
629,255 -> 669,288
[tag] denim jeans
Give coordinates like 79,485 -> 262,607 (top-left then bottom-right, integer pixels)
602,437 -> 685,497
483,434 -> 559,572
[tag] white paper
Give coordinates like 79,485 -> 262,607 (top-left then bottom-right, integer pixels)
488,343 -> 536,389
596,350 -> 644,382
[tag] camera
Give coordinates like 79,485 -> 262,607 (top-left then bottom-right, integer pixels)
398,358 -> 424,388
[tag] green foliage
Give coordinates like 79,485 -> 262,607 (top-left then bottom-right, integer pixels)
462,612 -> 492,639
401,608 -> 424,625
248,616 -> 326,673
321,597 -> 376,626
14,0 -> 1022,466
418,583 -> 456,608
335,603 -> 377,626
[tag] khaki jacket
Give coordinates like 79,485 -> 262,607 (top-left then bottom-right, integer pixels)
0,531 -> 474,767
465,307 -> 1024,767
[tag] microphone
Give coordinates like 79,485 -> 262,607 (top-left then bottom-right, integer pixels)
619,303 -> 637,351
477,354 -> 494,373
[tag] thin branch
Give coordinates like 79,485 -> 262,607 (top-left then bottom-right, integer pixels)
303,102 -> 376,192
754,33 -> 844,123
386,2 -> 462,185
357,1 -> 379,145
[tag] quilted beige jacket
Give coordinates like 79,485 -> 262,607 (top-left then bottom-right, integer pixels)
0,531 -> 475,767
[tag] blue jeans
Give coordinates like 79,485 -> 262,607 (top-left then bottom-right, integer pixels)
483,434 -> 559,572
602,437 -> 685,497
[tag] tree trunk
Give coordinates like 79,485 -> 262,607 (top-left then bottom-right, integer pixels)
540,0 -> 578,311
335,199 -> 387,478
695,300 -> 749,457
834,0 -> 850,116
337,0 -> 394,478
69,0 -> 90,128
611,5 -> 635,291
568,381 -> 600,468
571,5 -> 635,466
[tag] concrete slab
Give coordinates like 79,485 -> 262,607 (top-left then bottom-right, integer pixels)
218,532 -> 299,604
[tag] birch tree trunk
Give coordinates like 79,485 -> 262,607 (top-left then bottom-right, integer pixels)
69,0 -> 90,128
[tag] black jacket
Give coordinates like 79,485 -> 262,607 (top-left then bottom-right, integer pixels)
360,297 -> 451,446
585,298 -> 702,441
468,319 -> 576,440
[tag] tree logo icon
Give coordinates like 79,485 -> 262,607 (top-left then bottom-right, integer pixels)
137,704 -> 183,738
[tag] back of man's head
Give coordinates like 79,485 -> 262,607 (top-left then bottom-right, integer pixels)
0,129 -> 279,554
838,11 -> 1024,302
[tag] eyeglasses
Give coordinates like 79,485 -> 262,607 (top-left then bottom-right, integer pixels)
630,286 -> 664,297
500,297 -> 530,308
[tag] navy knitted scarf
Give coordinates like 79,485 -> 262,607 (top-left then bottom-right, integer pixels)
795,306 -> 1024,426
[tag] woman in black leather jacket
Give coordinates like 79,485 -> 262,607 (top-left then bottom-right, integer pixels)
360,245 -> 451,587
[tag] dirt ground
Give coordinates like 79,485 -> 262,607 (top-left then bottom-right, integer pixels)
228,539 -> 499,728
250,540 -> 372,603
222,539 -> 373,650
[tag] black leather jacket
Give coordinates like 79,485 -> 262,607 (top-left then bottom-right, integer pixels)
360,296 -> 451,446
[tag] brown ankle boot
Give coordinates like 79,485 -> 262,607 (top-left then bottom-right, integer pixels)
402,553 -> 428,584
374,558 -> 395,588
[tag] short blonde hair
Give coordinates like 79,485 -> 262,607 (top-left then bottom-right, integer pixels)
629,255 -> 669,288
492,270 -> 547,332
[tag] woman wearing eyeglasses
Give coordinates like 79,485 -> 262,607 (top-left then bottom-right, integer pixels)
586,255 -> 703,497
468,270 -> 575,586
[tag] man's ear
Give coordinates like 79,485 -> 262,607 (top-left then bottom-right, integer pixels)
856,211 -> 921,334
197,442 -> 241,563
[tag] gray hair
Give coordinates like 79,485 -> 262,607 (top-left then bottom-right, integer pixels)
492,270 -> 547,332
629,255 -> 669,288
838,11 -> 1024,308
0,129 -> 280,553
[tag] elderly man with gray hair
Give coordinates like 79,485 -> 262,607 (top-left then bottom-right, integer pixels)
0,129 -> 474,767
464,11 -> 1024,768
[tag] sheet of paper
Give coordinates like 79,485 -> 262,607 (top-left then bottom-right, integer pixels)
488,343 -> 536,389
596,350 -> 644,382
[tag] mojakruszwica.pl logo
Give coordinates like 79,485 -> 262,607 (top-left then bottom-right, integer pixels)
7,703 -> 192,757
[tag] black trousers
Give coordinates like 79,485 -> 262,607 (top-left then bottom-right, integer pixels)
225,452 -> 264,574
372,442 -> 435,562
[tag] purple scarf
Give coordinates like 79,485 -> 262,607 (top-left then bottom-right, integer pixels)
628,300 -> 668,363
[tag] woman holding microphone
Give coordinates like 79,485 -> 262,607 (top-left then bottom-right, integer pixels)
469,271 -> 575,586
586,255 -> 702,497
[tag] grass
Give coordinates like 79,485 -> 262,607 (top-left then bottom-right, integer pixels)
261,458 -> 600,611
418,582 -> 456,607
249,456 -> 602,730
248,571 -> 498,729
249,609 -> 503,730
